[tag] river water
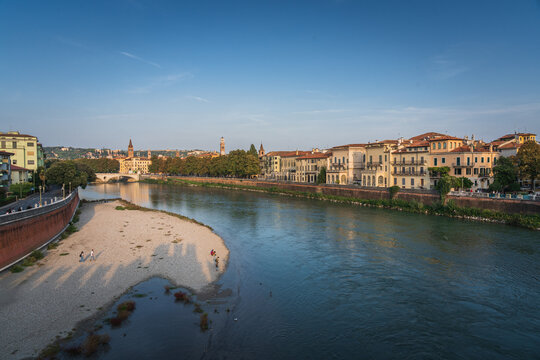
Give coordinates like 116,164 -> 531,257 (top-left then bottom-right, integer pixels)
79,182 -> 540,359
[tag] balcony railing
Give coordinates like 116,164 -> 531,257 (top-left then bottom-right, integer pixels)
392,160 -> 427,166
391,171 -> 427,176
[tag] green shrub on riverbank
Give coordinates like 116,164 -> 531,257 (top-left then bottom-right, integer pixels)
143,178 -> 540,230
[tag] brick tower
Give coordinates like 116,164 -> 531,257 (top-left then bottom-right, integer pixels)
128,139 -> 134,158
220,137 -> 225,156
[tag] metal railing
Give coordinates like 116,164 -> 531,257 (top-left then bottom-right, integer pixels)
0,190 -> 78,225
449,191 -> 540,201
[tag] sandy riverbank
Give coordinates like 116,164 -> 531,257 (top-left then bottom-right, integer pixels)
0,200 -> 228,359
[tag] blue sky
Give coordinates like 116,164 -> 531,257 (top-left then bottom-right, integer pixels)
1,0 -> 540,151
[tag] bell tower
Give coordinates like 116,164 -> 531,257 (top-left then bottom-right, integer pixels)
220,137 -> 225,156
258,143 -> 265,157
128,139 -> 134,158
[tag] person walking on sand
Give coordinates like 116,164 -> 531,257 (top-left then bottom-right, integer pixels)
90,249 -> 95,261
79,251 -> 84,262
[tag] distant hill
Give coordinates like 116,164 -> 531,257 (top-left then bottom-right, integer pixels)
44,147 -> 204,160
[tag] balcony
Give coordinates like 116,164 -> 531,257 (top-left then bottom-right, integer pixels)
366,162 -> 382,170
392,160 -> 427,166
391,171 -> 427,176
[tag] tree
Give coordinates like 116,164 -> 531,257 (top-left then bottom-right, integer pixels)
248,144 -> 258,157
454,177 -> 473,190
489,156 -> 520,193
436,174 -> 453,202
516,140 -> 540,190
45,161 -> 95,189
316,167 -> 327,184
388,185 -> 400,199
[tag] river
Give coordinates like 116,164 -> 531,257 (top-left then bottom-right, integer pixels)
79,182 -> 540,359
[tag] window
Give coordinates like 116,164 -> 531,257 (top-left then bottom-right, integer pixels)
456,157 -> 461,166
402,178 -> 405,185
466,168 -> 471,175
27,142 -> 34,147
475,157 -> 478,163
443,142 -> 447,149
342,156 -> 345,164
394,167 -> 397,174
411,157 -> 414,163
481,157 -> 484,163
434,158 -> 438,166
494,157 -> 497,164
467,157 -> 470,165
411,178 -> 414,186
432,143 -> 436,150
394,178 -> 397,185
441,158 -> 446,164
474,168 -> 478,175
28,160 -> 34,165
1,141 -> 5,148
369,155 -> 372,163
420,156 -> 424,163
12,159 -> 17,164
487,157 -> 490,163
454,168 -> 461,175
384,155 -> 387,161
363,154 -> 366,162
379,155 -> 382,163
12,141 -> 17,148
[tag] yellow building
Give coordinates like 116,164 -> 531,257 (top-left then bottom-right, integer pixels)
496,132 -> 536,144
360,140 -> 399,187
391,141 -> 430,189
261,151 -> 288,180
0,131 -> 43,173
326,144 -> 366,185
279,151 -> 310,181
430,144 -> 498,190
118,139 -> 152,174
296,152 -> 331,183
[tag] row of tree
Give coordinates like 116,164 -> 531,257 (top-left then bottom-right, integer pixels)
46,158 -> 120,173
45,161 -> 96,189
149,150 -> 260,178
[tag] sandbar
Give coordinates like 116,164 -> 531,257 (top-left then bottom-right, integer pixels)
0,200 -> 228,359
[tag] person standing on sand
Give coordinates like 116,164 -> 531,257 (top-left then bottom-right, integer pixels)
90,249 -> 95,261
79,251 -> 84,262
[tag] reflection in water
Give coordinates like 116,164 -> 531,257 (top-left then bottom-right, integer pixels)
79,183 -> 540,360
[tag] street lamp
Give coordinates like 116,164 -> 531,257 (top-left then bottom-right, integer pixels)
62,184 -> 65,199
69,182 -> 71,194
39,185 -> 42,206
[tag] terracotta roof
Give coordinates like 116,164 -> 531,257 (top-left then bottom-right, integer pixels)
265,151 -> 297,157
427,135 -> 463,141
10,164 -> 30,171
0,151 -> 14,156
331,143 -> 366,150
498,142 -> 522,150
498,133 -> 536,140
296,153 -> 332,160
281,151 -> 311,158
0,133 -> 37,139
409,132 -> 447,141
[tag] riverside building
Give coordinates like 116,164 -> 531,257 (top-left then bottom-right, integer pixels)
118,139 -> 152,174
0,131 -> 44,173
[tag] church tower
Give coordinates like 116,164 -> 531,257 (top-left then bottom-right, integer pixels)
175,150 -> 180,158
258,143 -> 265,157
147,149 -> 151,159
128,139 -> 134,158
220,137 -> 225,156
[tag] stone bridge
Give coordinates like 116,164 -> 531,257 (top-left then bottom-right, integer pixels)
95,173 -> 140,183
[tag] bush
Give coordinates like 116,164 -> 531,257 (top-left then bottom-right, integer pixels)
115,206 -> 125,210
174,291 -> 191,303
31,250 -> 44,260
10,265 -> 24,273
117,301 -> 136,312
388,186 -> 400,199
82,333 -> 110,357
200,313 -> 209,331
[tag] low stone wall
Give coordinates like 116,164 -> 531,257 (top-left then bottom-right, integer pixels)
0,191 -> 79,271
155,176 -> 540,216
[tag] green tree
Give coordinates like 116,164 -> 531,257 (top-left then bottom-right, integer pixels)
316,166 -> 327,184
388,185 -> 400,199
489,156 -> 520,193
454,177 -> 473,190
45,161 -> 95,189
516,140 -> 540,190
436,174 -> 453,202
248,144 -> 258,157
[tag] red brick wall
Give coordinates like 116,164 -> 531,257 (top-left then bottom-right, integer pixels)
172,177 -> 539,215
0,193 -> 79,270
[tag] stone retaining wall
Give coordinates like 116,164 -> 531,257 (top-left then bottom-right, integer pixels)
157,176 -> 539,216
0,191 -> 79,271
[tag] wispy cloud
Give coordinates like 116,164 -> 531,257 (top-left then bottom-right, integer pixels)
429,54 -> 468,80
119,51 -> 161,68
127,72 -> 193,94
186,95 -> 209,103
292,109 -> 348,115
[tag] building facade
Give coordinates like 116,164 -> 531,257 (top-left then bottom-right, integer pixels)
0,131 -> 44,173
118,140 -> 152,174
0,151 -> 13,189
326,144 -> 366,185
391,141 -> 430,189
359,140 -> 399,188
296,152 -> 331,183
